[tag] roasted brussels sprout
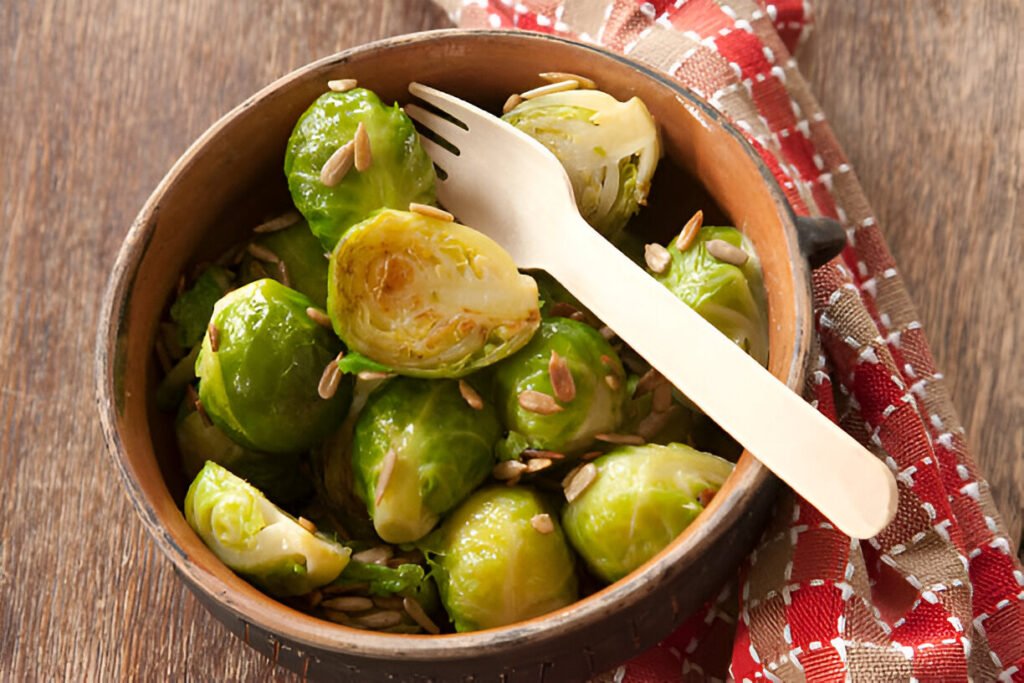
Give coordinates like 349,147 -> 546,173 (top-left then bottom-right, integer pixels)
328,209 -> 541,378
504,89 -> 659,239
176,399 -> 313,506
185,461 -> 351,596
425,486 -> 577,632
285,88 -> 436,249
329,559 -> 439,613
651,225 -> 768,365
351,377 -> 500,543
561,443 -> 733,583
196,279 -> 352,454
244,220 -> 329,309
492,318 -> 627,454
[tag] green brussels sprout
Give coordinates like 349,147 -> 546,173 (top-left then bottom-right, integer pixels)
561,443 -> 733,583
651,225 -> 768,365
185,461 -> 351,596
351,377 -> 501,543
424,486 -> 578,632
503,89 -> 660,239
328,209 -> 541,378
196,279 -> 352,454
176,399 -> 313,506
170,266 -> 233,348
329,560 -> 439,612
244,220 -> 329,309
285,88 -> 436,249
493,318 -> 627,454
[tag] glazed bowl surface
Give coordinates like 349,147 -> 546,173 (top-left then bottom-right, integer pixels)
96,28 -> 820,682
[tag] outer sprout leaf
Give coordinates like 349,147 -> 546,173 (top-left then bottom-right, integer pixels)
170,266 -> 232,348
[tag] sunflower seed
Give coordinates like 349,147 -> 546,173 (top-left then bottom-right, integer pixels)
502,93 -> 523,113
548,351 -> 576,403
530,513 -> 555,534
604,374 -> 621,390
564,463 -> 597,503
561,464 -> 583,487
318,360 -> 341,400
595,433 -> 645,445
253,210 -> 302,234
522,449 -> 565,460
322,582 -> 370,595
349,610 -> 403,629
328,78 -> 358,93
305,589 -> 323,609
636,405 -> 683,441
320,140 -> 355,187
458,380 -> 484,410
249,260 -> 268,279
525,457 -> 553,473
297,516 -> 318,534
306,307 -> 332,328
580,451 -> 603,461
176,274 -> 187,296
521,79 -> 579,99
403,597 -> 441,635
247,243 -> 281,264
633,368 -> 664,398
374,449 -> 397,506
493,460 -> 527,481
675,210 -> 704,251
409,202 -> 454,222
644,243 -> 672,274
373,596 -> 405,610
322,609 -> 350,625
705,239 -> 749,266
698,488 -> 717,507
518,390 -> 563,415
354,121 -> 372,172
276,260 -> 292,288
598,326 -> 616,340
539,71 -> 596,89
321,596 -> 374,612
351,546 -> 394,565
653,383 -> 673,413
357,371 -> 393,381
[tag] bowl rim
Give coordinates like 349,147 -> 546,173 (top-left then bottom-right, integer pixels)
95,27 -> 809,661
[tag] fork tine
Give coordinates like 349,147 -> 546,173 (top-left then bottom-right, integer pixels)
417,135 -> 456,166
408,82 -> 491,130
404,104 -> 466,146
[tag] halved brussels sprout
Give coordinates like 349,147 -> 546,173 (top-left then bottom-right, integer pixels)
351,377 -> 500,543
328,209 -> 541,378
492,317 -> 627,454
561,443 -> 733,583
176,399 -> 313,506
196,279 -> 352,454
651,225 -> 768,365
185,461 -> 351,596
504,89 -> 659,239
425,486 -> 577,632
243,220 -> 329,309
285,88 -> 436,249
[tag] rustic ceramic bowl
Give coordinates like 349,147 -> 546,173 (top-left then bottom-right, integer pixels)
96,29 -> 844,682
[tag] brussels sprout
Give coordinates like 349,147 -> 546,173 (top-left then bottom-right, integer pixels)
196,279 -> 352,454
170,266 -> 233,348
561,443 -> 733,583
424,486 -> 577,632
176,399 -> 313,506
285,88 -> 436,249
328,209 -> 541,378
243,221 -> 329,309
185,461 -> 351,596
492,318 -> 627,454
351,377 -> 500,543
504,90 -> 659,239
651,225 -> 768,365
329,560 -> 439,612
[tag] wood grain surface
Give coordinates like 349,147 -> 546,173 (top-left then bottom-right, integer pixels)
0,1 -> 1019,680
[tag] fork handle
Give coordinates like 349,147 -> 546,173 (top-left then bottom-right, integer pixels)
547,216 -> 897,539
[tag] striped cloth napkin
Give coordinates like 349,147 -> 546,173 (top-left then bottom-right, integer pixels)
434,1 -> 1024,680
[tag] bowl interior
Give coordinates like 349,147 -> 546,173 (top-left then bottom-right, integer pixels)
100,29 -> 808,671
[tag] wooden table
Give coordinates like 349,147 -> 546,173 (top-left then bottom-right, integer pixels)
2,1 -> 1020,679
